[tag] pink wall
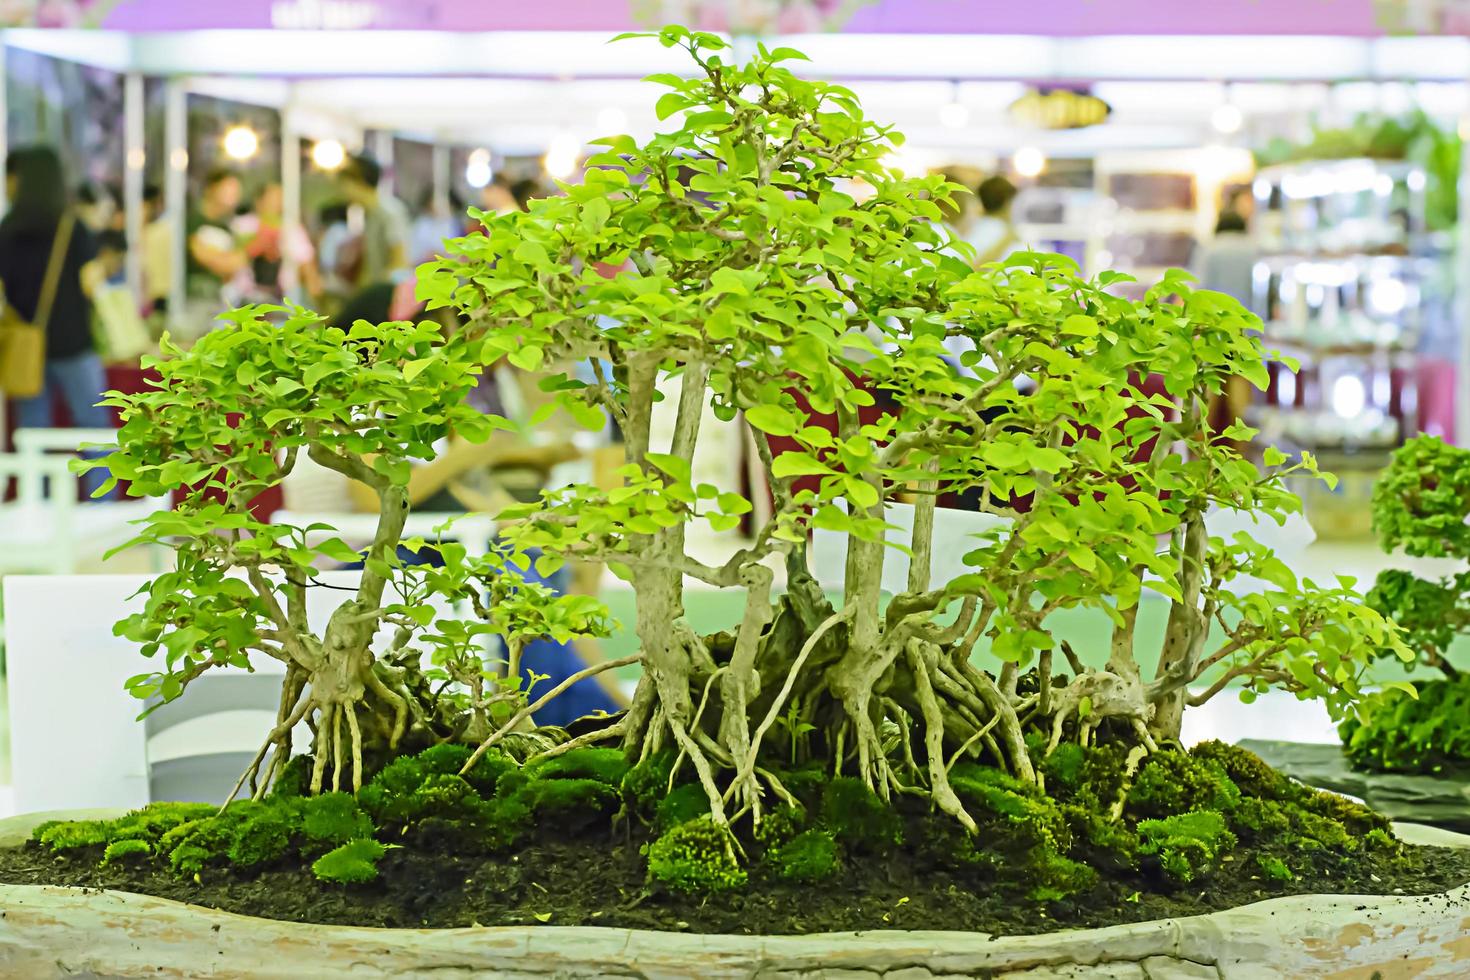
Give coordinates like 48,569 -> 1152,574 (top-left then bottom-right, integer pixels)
99,0 -> 1388,35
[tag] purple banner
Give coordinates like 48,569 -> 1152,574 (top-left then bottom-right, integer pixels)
84,0 -> 1389,36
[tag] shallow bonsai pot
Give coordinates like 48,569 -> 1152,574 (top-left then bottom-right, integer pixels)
3,811 -> 1470,980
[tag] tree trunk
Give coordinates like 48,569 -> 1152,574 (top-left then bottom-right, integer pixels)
1151,514 -> 1207,740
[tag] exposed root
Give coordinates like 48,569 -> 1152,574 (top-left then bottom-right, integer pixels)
310,704 -> 333,795
727,605 -> 853,811
525,720 -> 627,767
344,703 -> 364,793
906,639 -> 976,833
460,653 -> 642,776
364,667 -> 408,750
222,689 -> 312,811
1109,743 -> 1150,820
331,704 -> 345,793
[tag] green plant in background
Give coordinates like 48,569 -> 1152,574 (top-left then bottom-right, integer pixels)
1346,435 -> 1470,773
85,309 -> 615,799
1255,111 -> 1460,230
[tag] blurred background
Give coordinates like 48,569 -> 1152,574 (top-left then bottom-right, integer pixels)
4,0 -> 1470,812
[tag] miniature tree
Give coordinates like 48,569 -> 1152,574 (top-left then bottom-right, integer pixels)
92,309 -> 615,798
423,27 -> 1407,830
1342,434 -> 1470,771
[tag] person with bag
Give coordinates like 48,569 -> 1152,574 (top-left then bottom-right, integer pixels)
0,145 -> 114,498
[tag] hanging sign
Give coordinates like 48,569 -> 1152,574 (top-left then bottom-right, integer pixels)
1009,88 -> 1111,130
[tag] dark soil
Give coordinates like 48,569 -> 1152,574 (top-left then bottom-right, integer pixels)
3,826 -> 1468,936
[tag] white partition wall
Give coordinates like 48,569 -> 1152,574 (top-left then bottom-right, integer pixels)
6,576 -> 157,812
3,571 -> 456,814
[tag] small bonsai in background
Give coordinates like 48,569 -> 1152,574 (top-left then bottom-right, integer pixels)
1345,435 -> 1470,773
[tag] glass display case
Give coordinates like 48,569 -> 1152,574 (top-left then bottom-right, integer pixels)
1249,158 -> 1443,537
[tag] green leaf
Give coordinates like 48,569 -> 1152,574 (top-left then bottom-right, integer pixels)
745,403 -> 798,436
707,512 -> 742,532
509,346 -> 544,371
1061,314 -> 1099,337
770,451 -> 832,479
1263,446 -> 1288,467
403,358 -> 433,382
316,538 -> 362,563
645,452 -> 692,484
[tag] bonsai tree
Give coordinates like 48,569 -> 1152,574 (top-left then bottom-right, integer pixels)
419,26 -> 1408,831
1343,434 -> 1470,772
38,26 -> 1417,906
91,308 -> 616,798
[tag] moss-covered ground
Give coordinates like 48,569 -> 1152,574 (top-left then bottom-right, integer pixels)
2,741 -> 1468,935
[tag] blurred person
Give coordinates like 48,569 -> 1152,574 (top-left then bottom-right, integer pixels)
141,183 -> 172,321
411,189 -> 464,264
315,201 -> 353,309
0,146 -> 114,495
1197,209 -> 1254,308
1197,208 -> 1258,439
74,181 -> 114,234
91,229 -> 151,364
478,173 -> 519,217
183,168 -> 246,339
233,181 -> 321,303
338,153 -> 410,293
510,178 -> 542,211
970,174 -> 1021,265
95,229 -> 128,286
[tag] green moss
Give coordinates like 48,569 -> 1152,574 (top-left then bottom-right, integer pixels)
34,802 -> 217,854
527,747 -> 629,786
753,805 -> 808,848
268,755 -> 314,799
37,819 -> 113,851
226,810 -> 293,868
919,815 -> 995,872
766,828 -> 840,884
819,777 -> 903,853
512,777 -> 619,830
299,792 -> 374,850
1060,804 -> 1138,870
1256,854 -> 1293,882
1126,750 -> 1241,820
952,765 -> 1070,854
1137,810 -> 1237,883
102,838 -> 152,864
1189,741 -> 1292,801
655,782 -> 712,834
1041,743 -> 1088,795
620,750 -> 676,818
646,816 -> 746,895
1301,788 -> 1393,838
1231,798 -> 1292,839
311,838 -> 386,884
1027,848 -> 1098,902
772,763 -> 830,808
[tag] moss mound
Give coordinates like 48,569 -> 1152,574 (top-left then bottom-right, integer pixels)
28,741 -> 1408,902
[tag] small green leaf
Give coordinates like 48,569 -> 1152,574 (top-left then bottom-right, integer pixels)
745,404 -> 798,436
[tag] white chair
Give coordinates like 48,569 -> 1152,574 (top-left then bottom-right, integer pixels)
0,427 -> 157,576
3,571 -> 458,813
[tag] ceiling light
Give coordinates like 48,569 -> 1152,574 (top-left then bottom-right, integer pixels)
311,138 -> 346,171
222,125 -> 260,161
1013,146 -> 1046,178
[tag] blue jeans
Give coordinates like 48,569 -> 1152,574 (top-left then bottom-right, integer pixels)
345,543 -> 620,728
13,351 -> 116,499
